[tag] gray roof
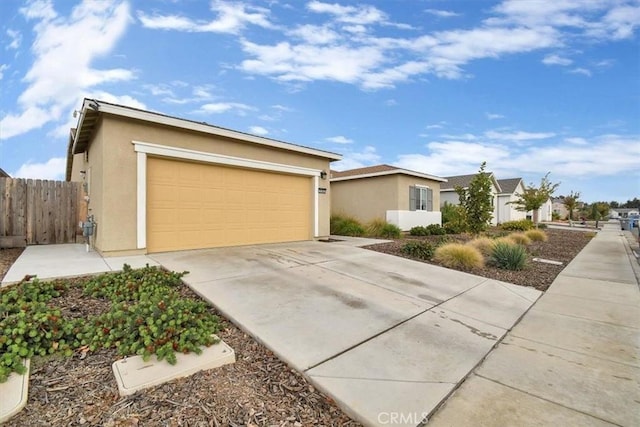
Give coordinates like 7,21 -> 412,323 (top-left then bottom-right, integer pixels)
330,164 -> 447,182
497,178 -> 523,194
441,172 -> 501,192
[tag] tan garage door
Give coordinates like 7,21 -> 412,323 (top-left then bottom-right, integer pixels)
147,157 -> 312,253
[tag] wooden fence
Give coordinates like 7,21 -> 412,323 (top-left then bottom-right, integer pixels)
0,178 -> 83,247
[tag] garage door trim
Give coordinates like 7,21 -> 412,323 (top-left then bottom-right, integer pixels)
132,140 -> 322,250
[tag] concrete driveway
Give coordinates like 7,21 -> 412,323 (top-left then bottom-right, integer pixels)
150,238 -> 541,426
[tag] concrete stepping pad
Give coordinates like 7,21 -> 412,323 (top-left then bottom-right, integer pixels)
0,359 -> 30,424
112,338 -> 235,396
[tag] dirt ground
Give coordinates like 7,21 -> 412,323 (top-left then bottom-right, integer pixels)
365,228 -> 593,291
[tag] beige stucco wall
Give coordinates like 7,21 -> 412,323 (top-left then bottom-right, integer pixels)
71,114 -> 333,255
331,174 -> 442,224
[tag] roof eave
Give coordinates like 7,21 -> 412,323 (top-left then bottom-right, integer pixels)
72,99 -> 342,161
331,169 -> 447,182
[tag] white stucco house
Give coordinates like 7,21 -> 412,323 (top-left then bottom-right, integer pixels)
440,173 -> 501,226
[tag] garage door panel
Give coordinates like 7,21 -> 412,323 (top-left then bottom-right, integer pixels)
147,157 -> 311,252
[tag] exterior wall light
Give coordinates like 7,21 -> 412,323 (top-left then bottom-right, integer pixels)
320,170 -> 327,180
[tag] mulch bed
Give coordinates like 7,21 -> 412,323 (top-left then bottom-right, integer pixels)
0,263 -> 360,426
364,228 -> 594,291
0,247 -> 24,282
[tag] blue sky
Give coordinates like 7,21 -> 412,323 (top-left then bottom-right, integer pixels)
1,0 -> 639,203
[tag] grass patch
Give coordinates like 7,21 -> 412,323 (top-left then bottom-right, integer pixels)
434,243 -> 484,270
366,218 -> 401,239
525,229 -> 548,242
508,232 -> 532,246
467,237 -> 495,257
330,214 -> 365,237
490,241 -> 528,270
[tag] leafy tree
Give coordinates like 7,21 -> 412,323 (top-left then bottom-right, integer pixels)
441,201 -> 468,233
509,172 -> 560,225
455,162 -> 494,234
563,190 -> 581,221
589,202 -> 609,228
622,197 -> 640,209
609,200 -> 619,208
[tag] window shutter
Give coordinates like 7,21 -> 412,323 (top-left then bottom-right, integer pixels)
427,188 -> 433,211
409,186 -> 416,211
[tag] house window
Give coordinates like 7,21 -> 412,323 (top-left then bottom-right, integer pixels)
409,186 -> 433,211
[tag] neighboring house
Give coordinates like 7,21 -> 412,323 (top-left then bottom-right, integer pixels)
66,98 -> 341,256
610,208 -> 640,218
533,198 -> 553,222
0,167 -> 10,178
440,173 -> 501,225
496,178 -> 528,224
330,164 -> 446,230
552,197 -> 569,219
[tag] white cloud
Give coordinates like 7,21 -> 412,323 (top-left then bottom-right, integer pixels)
249,125 -> 268,135
331,145 -> 380,170
13,157 -> 66,180
0,0 -> 132,140
326,135 -> 353,144
542,54 -> 573,66
394,133 -> 640,179
198,102 -> 254,115
308,1 -> 386,25
441,133 -> 478,141
565,137 -> 588,145
6,29 -> 22,49
288,24 -> 339,44
569,67 -> 592,76
425,9 -> 460,18
485,130 -> 556,141
426,122 -> 447,129
486,112 -> 505,120
0,64 -> 8,80
137,0 -> 272,34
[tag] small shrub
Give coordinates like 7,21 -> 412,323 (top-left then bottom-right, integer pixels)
401,240 -> 436,260
441,202 -> 468,233
536,223 -> 548,229
426,224 -> 446,235
330,214 -> 365,236
508,232 -> 532,246
366,219 -> 401,238
467,237 -> 495,257
409,224 -> 447,236
409,226 -> 428,236
525,229 -> 548,242
443,223 -> 465,234
434,243 -> 484,270
490,241 -> 528,270
380,223 -> 402,239
500,219 -> 534,231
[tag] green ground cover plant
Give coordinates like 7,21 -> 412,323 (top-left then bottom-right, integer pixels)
0,265 -> 220,382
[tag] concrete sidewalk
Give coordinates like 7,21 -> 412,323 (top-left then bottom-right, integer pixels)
1,244 -> 158,286
429,221 -> 640,426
